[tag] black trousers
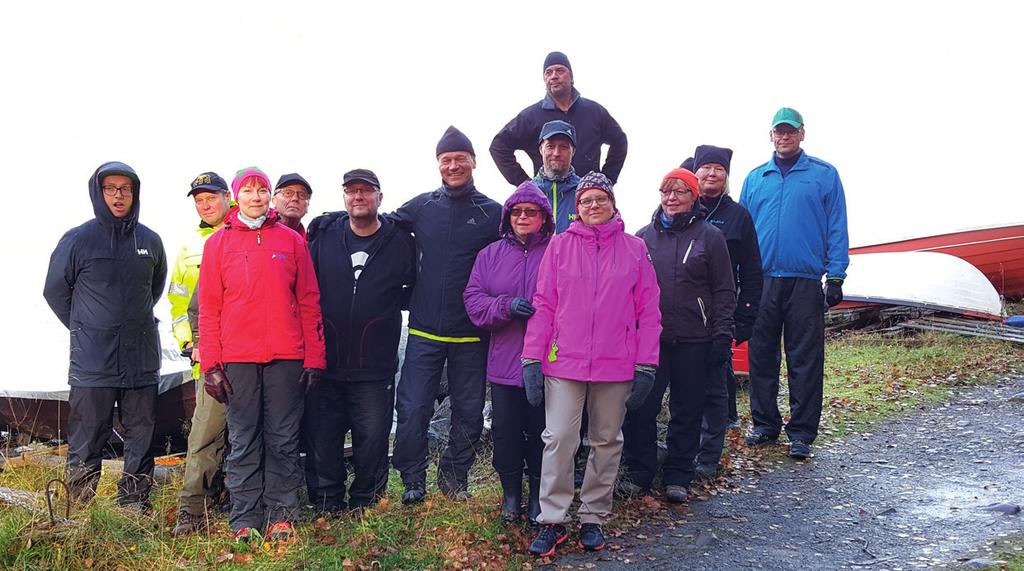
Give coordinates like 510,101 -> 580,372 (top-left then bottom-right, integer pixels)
697,358 -> 731,468
303,378 -> 395,511
489,382 -> 545,479
66,385 -> 157,506
622,341 -> 711,488
392,335 -> 486,489
748,276 -> 825,443
223,360 -> 304,531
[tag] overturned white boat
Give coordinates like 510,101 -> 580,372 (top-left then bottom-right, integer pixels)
840,252 -> 1003,320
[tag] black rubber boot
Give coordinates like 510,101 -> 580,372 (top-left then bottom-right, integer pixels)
498,473 -> 523,524
527,475 -> 542,525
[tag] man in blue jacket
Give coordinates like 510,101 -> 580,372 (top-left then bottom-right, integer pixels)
739,108 -> 849,460
305,168 -> 416,515
43,162 -> 167,508
391,127 -> 502,502
532,120 -> 581,234
490,51 -> 628,186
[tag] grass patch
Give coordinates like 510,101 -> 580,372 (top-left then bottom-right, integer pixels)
1,330 -> 1021,569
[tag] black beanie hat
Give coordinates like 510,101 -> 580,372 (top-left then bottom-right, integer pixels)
680,157 -> 695,171
543,51 -> 572,72
436,125 -> 475,157
693,145 -> 734,174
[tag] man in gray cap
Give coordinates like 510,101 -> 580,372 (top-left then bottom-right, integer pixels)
491,52 -> 628,187
532,120 -> 581,233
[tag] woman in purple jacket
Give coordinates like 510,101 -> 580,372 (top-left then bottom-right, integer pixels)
520,172 -> 662,557
464,181 -> 554,525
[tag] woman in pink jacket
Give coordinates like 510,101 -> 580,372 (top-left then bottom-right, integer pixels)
521,171 -> 662,557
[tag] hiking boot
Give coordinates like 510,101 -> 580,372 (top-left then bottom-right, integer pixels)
266,521 -> 295,542
438,474 -> 470,501
498,474 -> 523,524
744,431 -> 778,447
694,463 -> 719,481
402,482 -> 426,505
171,509 -> 207,537
665,485 -> 689,504
615,479 -> 648,499
578,523 -> 606,551
528,524 -> 568,557
789,440 -> 812,459
232,527 -> 259,544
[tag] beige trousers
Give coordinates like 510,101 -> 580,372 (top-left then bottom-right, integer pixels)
536,376 -> 631,525
177,380 -> 228,514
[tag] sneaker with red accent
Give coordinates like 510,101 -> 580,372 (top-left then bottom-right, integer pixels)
578,523 -> 606,551
267,520 -> 295,542
528,524 -> 568,557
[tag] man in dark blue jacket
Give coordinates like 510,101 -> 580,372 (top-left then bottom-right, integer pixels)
305,168 -> 416,515
689,145 -> 763,478
43,161 -> 167,508
391,127 -> 502,502
490,51 -> 628,186
739,108 -> 849,460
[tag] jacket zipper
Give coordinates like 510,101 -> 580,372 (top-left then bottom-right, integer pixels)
697,296 -> 708,327
682,239 -> 694,264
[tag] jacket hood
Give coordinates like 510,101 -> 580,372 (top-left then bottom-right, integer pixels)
499,181 -> 555,239
89,161 -> 141,233
224,205 -> 280,230
567,211 -> 625,243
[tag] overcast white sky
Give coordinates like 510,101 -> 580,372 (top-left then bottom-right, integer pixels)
1,1 -> 1021,388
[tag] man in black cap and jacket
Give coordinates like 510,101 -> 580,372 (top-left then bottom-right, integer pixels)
490,51 -> 628,186
690,145 -> 763,478
391,126 -> 502,502
304,168 -> 416,514
43,161 -> 167,508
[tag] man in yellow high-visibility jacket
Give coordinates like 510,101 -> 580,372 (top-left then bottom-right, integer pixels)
169,171 -> 233,536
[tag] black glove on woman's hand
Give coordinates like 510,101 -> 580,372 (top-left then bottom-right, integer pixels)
204,366 -> 232,404
522,360 -> 544,407
625,365 -> 656,411
510,298 -> 536,319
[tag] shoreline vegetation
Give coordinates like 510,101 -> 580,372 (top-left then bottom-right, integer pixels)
1,330 -> 1022,570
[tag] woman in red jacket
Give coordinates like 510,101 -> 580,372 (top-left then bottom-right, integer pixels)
198,167 -> 325,542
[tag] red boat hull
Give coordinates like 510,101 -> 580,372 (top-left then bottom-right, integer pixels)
850,224 -> 1024,299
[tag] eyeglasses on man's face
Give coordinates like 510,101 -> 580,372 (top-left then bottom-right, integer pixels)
274,189 -> 310,201
342,187 -> 378,197
101,184 -> 133,197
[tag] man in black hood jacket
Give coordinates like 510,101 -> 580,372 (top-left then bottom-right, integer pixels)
43,161 -> 167,508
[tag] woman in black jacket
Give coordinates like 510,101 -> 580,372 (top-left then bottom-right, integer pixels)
620,167 -> 736,503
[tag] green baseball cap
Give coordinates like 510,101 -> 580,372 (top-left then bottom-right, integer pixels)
771,107 -> 804,129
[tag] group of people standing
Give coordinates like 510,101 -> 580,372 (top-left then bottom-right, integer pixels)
42,50 -> 849,557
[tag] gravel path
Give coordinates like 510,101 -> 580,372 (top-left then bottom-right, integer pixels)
554,377 -> 1024,570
